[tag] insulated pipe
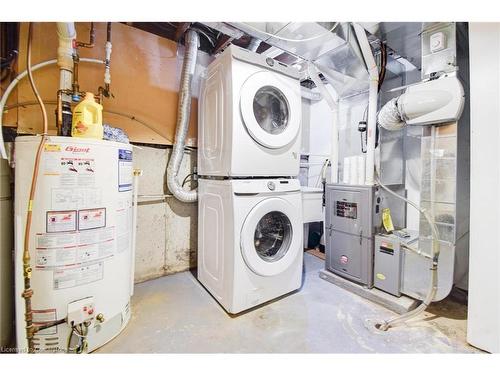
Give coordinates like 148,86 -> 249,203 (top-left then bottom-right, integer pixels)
307,63 -> 339,183
248,38 -> 261,52
104,23 -> 112,88
56,23 -> 76,103
0,58 -> 104,159
166,29 -> 199,203
98,22 -> 112,104
353,23 -> 379,186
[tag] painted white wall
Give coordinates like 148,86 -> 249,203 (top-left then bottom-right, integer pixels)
304,94 -> 333,187
467,22 -> 500,353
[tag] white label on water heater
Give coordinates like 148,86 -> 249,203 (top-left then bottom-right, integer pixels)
118,149 -> 133,192
32,309 -> 58,335
35,227 -> 116,270
78,208 -> 106,230
46,210 -> 77,233
53,262 -> 104,290
51,188 -> 102,211
116,206 -> 132,254
43,153 -> 96,188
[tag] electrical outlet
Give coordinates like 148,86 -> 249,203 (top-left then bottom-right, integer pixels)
430,32 -> 447,53
67,297 -> 95,327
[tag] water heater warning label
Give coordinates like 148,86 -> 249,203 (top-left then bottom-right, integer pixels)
46,211 -> 77,233
32,309 -> 58,335
36,227 -> 115,270
118,149 -> 133,192
53,262 -> 104,290
78,208 -> 106,230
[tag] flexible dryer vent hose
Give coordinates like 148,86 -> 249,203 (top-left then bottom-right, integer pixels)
166,29 -> 199,203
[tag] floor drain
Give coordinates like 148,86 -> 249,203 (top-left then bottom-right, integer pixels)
364,319 -> 389,334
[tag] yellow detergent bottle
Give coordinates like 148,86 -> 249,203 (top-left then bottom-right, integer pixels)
71,92 -> 103,139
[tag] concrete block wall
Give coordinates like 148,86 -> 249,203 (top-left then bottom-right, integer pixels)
132,145 -> 197,283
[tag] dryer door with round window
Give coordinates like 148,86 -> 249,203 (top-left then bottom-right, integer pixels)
240,71 -> 301,149
240,197 -> 301,276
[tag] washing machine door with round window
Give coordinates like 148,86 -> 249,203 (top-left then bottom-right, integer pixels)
240,197 -> 301,277
240,71 -> 301,149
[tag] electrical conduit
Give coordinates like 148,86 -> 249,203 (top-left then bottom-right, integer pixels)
167,29 -> 199,203
353,23 -> 379,186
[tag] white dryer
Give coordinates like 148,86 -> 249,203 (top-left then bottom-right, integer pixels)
198,45 -> 302,177
197,178 -> 303,314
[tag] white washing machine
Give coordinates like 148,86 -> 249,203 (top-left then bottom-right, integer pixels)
197,178 -> 303,314
198,45 -> 302,178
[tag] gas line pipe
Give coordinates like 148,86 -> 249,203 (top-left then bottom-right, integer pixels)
22,22 -> 50,353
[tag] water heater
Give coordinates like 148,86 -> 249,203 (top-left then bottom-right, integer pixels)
14,136 -> 134,353
1,158 -> 13,347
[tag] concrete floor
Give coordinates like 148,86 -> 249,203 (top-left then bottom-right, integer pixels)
99,253 -> 480,353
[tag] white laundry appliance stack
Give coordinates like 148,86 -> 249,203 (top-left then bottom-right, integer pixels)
197,45 -> 304,314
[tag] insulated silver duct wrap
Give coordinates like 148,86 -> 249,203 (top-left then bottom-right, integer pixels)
167,29 -> 199,203
248,38 -> 261,52
377,97 -> 405,131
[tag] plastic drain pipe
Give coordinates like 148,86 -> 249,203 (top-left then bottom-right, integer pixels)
375,174 -> 440,331
0,58 -> 104,160
353,23 -> 379,186
166,29 -> 199,203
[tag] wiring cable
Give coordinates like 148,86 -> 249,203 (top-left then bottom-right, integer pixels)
359,41 -> 387,154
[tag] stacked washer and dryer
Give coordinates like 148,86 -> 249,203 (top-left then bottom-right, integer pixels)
197,45 -> 304,314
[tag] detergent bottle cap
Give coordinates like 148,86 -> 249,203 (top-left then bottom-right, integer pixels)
84,92 -> 95,102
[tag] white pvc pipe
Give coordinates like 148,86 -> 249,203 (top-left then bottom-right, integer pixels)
353,23 -> 379,186
307,63 -> 339,184
0,58 -> 104,159
131,169 -> 142,296
301,87 -> 322,101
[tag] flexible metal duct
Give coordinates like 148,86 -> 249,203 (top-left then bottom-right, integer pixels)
167,29 -> 199,203
377,97 -> 405,131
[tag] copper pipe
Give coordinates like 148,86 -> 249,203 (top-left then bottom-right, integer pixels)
72,54 -> 80,97
23,22 -> 49,353
76,22 -> 95,48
